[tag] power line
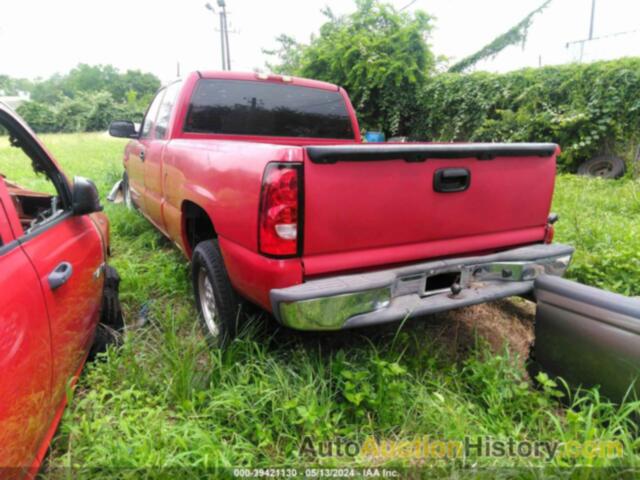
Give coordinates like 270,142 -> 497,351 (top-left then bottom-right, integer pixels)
399,0 -> 418,12
566,27 -> 640,48
565,0 -> 640,63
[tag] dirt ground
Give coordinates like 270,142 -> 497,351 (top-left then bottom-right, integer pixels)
280,297 -> 538,374
423,298 -> 537,368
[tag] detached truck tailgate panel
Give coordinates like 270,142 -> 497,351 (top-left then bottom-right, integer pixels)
302,143 -> 558,274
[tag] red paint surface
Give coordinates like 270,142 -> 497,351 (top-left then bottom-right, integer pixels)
19,216 -> 104,404
302,154 -> 555,273
218,236 -> 303,309
0,241 -> 52,473
0,105 -> 107,474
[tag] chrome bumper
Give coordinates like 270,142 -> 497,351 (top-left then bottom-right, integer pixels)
270,244 -> 574,331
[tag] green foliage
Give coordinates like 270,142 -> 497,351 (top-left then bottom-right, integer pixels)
17,90 -> 143,133
0,74 -> 33,95
448,0 -> 553,73
54,94 -> 93,133
332,351 -> 407,424
13,101 -> 58,133
29,64 -> 160,104
7,64 -> 160,133
266,0 -> 435,135
410,58 -> 640,170
263,34 -> 304,76
552,174 -> 640,296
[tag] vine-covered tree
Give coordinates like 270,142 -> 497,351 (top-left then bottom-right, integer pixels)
408,58 -> 640,170
264,0 -> 435,135
448,0 -> 552,73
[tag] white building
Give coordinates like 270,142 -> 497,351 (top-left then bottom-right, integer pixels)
0,93 -> 30,110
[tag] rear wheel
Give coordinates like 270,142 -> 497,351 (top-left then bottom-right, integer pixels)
191,240 -> 241,347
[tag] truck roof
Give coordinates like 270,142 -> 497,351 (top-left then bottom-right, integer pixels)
194,71 -> 340,92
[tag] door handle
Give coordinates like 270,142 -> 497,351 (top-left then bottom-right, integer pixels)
48,262 -> 73,290
433,168 -> 471,193
139,150 -> 145,161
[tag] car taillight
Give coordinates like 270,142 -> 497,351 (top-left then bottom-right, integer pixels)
544,213 -> 558,244
544,224 -> 555,244
259,163 -> 301,256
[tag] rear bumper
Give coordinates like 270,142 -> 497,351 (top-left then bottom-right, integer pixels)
270,243 -> 574,331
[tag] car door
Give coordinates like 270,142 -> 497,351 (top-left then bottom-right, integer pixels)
144,81 -> 182,233
127,88 -> 165,213
0,177 -> 53,470
0,108 -> 105,415
533,274 -> 640,403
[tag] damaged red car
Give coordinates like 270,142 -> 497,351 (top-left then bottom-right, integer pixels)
0,102 -> 122,475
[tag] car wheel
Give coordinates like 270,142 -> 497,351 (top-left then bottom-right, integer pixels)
90,265 -> 124,360
191,240 -> 241,347
122,172 -> 134,209
577,155 -> 626,179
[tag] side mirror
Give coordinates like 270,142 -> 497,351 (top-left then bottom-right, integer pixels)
109,120 -> 138,138
72,177 -> 102,215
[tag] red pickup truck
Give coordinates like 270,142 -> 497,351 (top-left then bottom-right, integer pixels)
110,71 -> 573,345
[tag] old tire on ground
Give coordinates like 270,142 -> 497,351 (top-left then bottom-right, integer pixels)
191,240 -> 241,347
90,265 -> 125,360
122,172 -> 134,209
577,155 -> 626,179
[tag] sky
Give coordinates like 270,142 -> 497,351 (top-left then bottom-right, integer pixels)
1,0 -> 639,82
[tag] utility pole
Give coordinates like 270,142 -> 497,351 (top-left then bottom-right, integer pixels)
219,8 -> 227,69
588,0 -> 596,40
205,2 -> 230,70
580,0 -> 596,62
218,0 -> 232,70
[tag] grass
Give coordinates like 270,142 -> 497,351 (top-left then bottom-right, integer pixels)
2,133 -> 640,477
552,174 -> 640,296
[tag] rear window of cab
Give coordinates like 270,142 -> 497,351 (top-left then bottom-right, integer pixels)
184,79 -> 354,139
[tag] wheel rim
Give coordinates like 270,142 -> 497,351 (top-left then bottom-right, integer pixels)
588,161 -> 613,177
197,267 -> 219,337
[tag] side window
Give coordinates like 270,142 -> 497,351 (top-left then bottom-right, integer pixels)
154,81 -> 182,139
0,113 -> 68,238
140,89 -> 165,139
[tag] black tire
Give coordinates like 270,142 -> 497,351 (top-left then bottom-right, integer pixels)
577,155 -> 626,179
191,240 -> 242,347
89,324 -> 120,360
90,265 -> 124,360
122,172 -> 135,209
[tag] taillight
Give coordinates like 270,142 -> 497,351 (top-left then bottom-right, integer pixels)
259,163 -> 301,256
544,224 -> 555,244
544,213 -> 558,244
